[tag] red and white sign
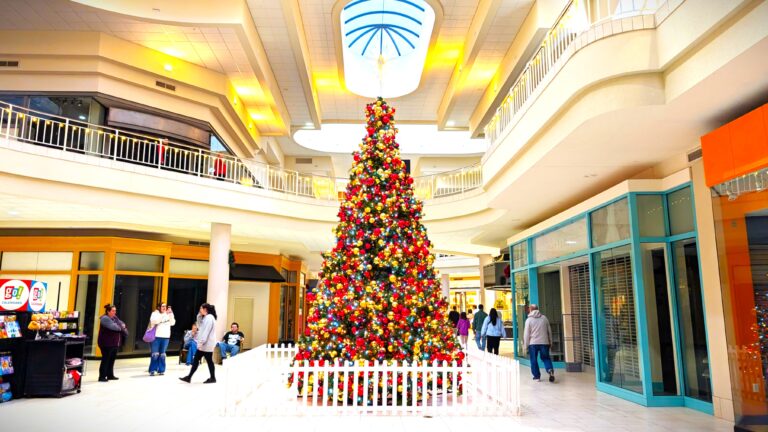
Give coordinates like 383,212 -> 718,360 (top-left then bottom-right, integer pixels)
0,279 -> 47,312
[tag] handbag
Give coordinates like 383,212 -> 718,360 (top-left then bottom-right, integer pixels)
142,325 -> 157,343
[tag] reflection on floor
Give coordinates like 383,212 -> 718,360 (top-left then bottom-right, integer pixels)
0,354 -> 734,431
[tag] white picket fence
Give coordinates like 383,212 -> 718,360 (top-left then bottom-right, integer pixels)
221,343 -> 520,417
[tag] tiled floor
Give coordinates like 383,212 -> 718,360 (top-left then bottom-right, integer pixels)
0,355 -> 734,432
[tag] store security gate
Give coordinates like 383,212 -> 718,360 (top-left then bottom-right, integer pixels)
568,263 -> 594,367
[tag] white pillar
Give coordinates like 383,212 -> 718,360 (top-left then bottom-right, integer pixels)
478,254 -> 493,307
441,273 -> 450,300
207,222 -> 231,340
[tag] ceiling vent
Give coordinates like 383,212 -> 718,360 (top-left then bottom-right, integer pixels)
155,80 -> 176,91
188,240 -> 210,247
296,157 -> 313,164
687,148 -> 703,163
0,60 -> 19,67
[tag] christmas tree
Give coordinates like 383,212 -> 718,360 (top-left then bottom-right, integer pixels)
291,98 -> 463,403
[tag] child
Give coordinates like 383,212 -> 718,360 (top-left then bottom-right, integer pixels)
183,323 -> 198,366
457,312 -> 470,350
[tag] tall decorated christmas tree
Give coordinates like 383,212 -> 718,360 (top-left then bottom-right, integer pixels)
291,97 -> 463,403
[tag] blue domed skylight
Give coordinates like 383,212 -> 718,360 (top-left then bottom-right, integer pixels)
340,0 -> 435,98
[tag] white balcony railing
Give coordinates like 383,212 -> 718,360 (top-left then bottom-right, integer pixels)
0,100 -> 482,202
483,0 -> 665,146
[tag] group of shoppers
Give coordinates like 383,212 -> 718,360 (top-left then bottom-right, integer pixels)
450,303 -> 556,383
96,302 -> 245,384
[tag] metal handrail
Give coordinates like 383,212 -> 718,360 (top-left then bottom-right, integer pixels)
483,0 -> 662,146
0,100 -> 483,202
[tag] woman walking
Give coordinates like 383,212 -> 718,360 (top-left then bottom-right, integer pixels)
481,308 -> 504,355
148,302 -> 175,376
98,304 -> 127,382
180,303 -> 217,384
456,312 -> 470,350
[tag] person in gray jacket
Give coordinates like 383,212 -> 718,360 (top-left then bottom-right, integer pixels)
180,303 -> 218,384
523,304 -> 555,382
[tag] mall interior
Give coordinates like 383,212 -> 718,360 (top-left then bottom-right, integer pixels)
0,0 -> 766,430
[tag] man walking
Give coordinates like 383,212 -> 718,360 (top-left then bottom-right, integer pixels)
523,304 -> 555,382
472,304 -> 488,350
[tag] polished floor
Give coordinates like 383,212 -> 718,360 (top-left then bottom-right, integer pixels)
0,350 -> 734,432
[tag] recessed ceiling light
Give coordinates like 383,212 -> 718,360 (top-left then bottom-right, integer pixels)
164,64 -> 173,72
78,115 -> 86,120
446,121 -> 455,127
7,210 -> 19,216
304,122 -> 313,128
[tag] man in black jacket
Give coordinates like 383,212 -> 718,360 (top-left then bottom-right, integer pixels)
448,306 -> 460,328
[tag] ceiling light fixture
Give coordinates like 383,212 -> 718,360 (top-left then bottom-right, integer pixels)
78,115 -> 86,120
446,121 -> 455,127
7,210 -> 19,217
164,64 -> 173,72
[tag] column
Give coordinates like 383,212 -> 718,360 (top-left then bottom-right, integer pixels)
207,222 -> 231,340
478,254 -> 493,307
440,273 -> 450,300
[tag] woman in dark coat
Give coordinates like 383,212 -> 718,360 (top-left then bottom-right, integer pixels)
98,304 -> 127,382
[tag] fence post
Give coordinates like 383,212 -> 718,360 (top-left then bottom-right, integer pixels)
62,118 -> 69,151
112,130 -> 119,160
197,149 -> 202,176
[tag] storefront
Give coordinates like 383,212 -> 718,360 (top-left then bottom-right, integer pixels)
702,103 -> 768,430
508,171 -> 712,412
0,236 -> 305,357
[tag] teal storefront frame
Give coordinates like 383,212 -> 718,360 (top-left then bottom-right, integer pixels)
508,183 -> 713,413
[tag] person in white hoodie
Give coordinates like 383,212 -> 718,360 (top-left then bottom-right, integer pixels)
148,303 -> 175,376
523,304 -> 555,382
180,303 -> 218,384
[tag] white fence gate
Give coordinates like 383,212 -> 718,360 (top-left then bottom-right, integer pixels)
222,344 -> 520,417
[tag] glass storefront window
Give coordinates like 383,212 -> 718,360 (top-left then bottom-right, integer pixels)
672,238 -> 711,402
667,187 -> 694,235
0,252 -> 72,271
640,243 -> 678,396
512,242 -> 528,269
115,253 -> 163,272
29,96 -> 92,122
169,259 -> 208,276
113,275 -> 161,354
711,177 -> 768,425
537,265 -> 564,362
636,195 -> 666,238
595,245 -> 642,394
167,278 -> 208,352
75,274 -> 102,356
514,271 -> 529,356
534,217 -> 587,262
79,252 -> 104,270
591,198 -> 630,246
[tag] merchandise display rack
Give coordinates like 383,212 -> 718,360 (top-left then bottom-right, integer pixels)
23,311 -> 85,398
0,311 -> 30,402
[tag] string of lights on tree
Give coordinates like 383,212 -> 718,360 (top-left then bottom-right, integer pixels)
290,98 -> 462,405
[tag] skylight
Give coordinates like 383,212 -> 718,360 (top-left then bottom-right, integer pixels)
341,0 -> 435,98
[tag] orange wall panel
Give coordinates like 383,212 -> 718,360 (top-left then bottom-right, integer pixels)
702,125 -> 734,187
702,103 -> 768,187
730,107 -> 768,176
